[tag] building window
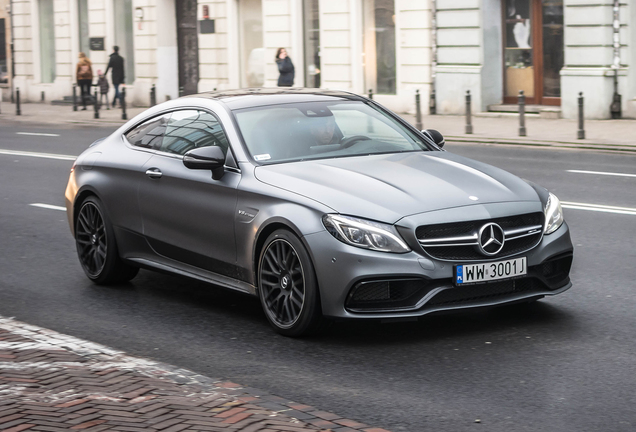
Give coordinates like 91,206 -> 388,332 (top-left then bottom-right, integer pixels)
363,0 -> 396,95
239,0 -> 264,87
114,0 -> 135,83
38,0 -> 56,83
303,0 -> 320,88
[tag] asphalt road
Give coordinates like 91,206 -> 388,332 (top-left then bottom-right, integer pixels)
1,122 -> 635,432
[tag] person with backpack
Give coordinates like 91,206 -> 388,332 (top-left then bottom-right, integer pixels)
104,46 -> 125,107
96,70 -> 110,110
75,52 -> 94,111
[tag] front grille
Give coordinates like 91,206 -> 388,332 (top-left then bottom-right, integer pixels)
417,213 -> 544,261
346,279 -> 435,311
426,278 -> 543,307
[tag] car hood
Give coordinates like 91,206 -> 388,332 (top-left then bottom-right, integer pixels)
254,151 -> 540,223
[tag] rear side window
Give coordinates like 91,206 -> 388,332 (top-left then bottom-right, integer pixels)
159,110 -> 229,156
124,113 -> 171,149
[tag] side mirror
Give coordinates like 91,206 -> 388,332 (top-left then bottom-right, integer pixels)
183,146 -> 226,180
422,129 -> 445,148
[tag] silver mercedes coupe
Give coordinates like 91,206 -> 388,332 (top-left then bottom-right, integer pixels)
65,89 -> 573,336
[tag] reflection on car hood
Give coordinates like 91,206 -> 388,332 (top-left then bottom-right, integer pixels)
254,152 -> 540,223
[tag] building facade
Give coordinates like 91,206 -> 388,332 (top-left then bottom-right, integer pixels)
7,0 -> 636,118
0,0 -> 11,100
435,0 -> 636,118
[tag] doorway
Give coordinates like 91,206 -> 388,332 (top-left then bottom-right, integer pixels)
176,0 -> 199,95
503,0 -> 563,105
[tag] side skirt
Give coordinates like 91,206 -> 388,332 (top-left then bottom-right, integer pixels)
128,257 -> 258,296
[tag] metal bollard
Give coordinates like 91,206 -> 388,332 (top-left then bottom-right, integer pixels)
429,89 -> 436,115
72,84 -> 78,111
94,88 -> 100,119
121,86 -> 127,120
518,90 -> 526,137
577,92 -> 585,140
16,87 -> 21,116
415,89 -> 423,130
41,91 -> 45,102
465,90 -> 473,134
150,84 -> 156,106
368,89 -> 373,100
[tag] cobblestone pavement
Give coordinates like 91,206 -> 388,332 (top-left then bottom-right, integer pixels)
0,317 -> 390,432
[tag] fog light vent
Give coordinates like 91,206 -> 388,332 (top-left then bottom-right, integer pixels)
346,279 -> 433,311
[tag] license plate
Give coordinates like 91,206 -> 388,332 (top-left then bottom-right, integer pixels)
455,257 -> 527,285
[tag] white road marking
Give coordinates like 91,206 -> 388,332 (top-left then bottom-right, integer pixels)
0,149 -> 75,161
567,169 -> 636,179
30,203 -> 67,211
16,132 -> 61,137
561,201 -> 636,216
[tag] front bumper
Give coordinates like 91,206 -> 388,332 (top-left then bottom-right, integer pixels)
304,219 -> 573,320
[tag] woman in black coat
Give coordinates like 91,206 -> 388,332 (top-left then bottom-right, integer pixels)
275,48 -> 295,87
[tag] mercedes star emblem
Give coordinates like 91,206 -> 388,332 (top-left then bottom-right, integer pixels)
478,223 -> 505,256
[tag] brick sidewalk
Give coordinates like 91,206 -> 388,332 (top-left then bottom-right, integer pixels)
0,317 -> 389,432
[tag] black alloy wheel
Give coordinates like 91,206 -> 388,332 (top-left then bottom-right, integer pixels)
75,196 -> 139,284
258,230 -> 321,336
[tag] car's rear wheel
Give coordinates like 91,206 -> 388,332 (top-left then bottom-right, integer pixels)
75,196 -> 139,284
258,229 -> 322,337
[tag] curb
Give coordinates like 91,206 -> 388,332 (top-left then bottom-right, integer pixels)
445,136 -> 636,154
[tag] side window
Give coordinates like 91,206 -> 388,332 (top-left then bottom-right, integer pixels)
124,113 -> 171,149
159,110 -> 230,156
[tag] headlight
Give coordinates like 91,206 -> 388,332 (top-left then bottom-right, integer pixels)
544,192 -> 564,234
322,214 -> 410,253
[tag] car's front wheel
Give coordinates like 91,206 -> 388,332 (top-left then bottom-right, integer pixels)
75,196 -> 139,284
258,229 -> 322,337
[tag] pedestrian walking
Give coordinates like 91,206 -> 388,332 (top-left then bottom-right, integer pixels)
96,70 -> 110,110
105,46 -> 125,107
275,48 -> 295,87
76,52 -> 93,111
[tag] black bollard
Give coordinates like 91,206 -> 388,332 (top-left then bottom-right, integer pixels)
72,84 -> 78,111
518,90 -> 526,137
465,90 -> 473,134
429,88 -> 436,115
94,87 -> 100,119
121,86 -> 127,120
41,91 -> 45,102
368,89 -> 373,100
577,92 -> 585,140
150,84 -> 156,106
16,87 -> 21,115
415,89 -> 423,130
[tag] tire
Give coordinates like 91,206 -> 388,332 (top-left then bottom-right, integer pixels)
75,196 -> 139,285
257,229 -> 322,337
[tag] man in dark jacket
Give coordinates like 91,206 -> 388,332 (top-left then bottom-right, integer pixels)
104,46 -> 125,107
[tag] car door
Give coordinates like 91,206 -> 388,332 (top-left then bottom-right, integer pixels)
138,109 -> 241,278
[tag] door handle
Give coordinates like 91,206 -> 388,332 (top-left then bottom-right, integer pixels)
145,168 -> 162,179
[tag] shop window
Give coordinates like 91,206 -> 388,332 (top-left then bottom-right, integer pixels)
114,0 -> 135,83
239,0 -> 264,87
363,0 -> 396,95
303,0 -> 320,88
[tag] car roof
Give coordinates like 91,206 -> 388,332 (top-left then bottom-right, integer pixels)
183,88 -> 367,110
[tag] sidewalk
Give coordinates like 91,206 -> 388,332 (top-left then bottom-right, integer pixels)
0,316 -> 389,432
1,101 -> 635,153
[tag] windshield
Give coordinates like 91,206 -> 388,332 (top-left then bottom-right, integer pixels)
233,101 -> 435,164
